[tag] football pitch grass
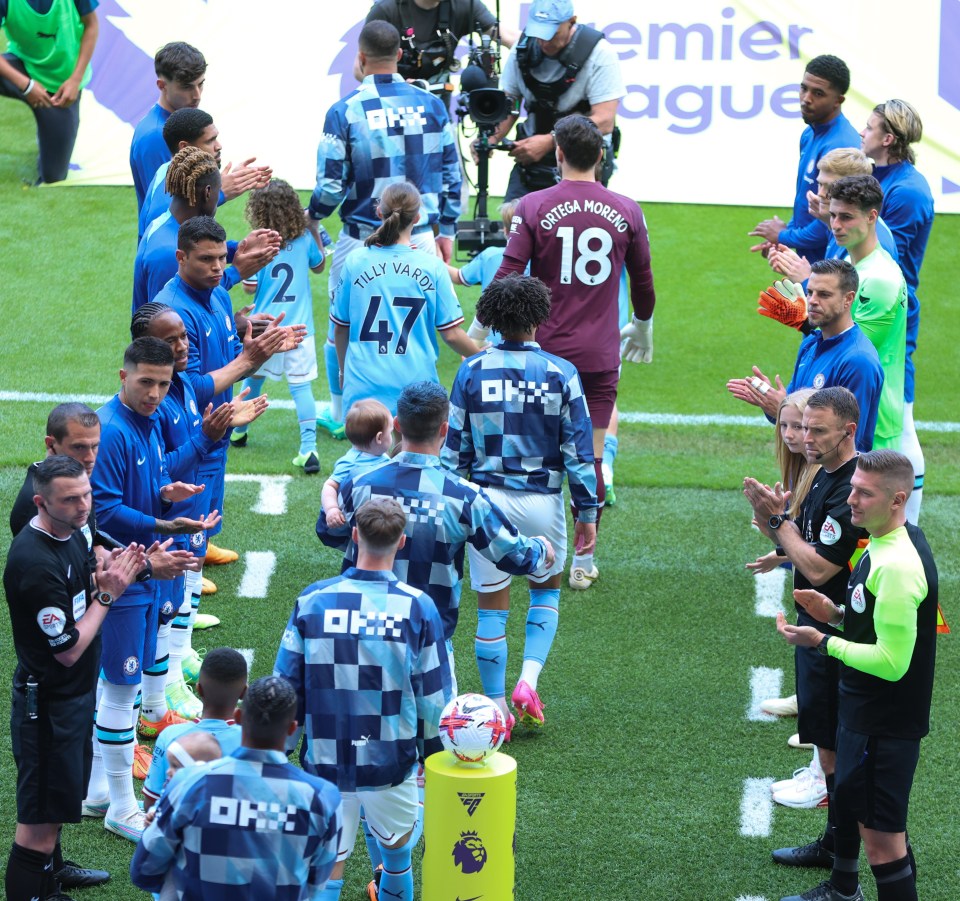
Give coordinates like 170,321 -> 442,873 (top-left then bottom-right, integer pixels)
1,101 -> 959,899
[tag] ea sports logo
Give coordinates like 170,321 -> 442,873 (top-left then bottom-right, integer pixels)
820,515 -> 841,545
851,583 -> 866,614
37,606 -> 66,637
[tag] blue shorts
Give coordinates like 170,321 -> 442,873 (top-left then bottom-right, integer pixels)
904,294 -> 919,403
157,574 -> 184,625
197,457 -> 225,539
100,589 -> 160,684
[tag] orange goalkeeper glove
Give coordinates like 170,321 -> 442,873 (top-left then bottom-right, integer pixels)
758,278 -> 807,330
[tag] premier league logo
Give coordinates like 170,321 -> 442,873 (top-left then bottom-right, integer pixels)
452,831 -> 487,874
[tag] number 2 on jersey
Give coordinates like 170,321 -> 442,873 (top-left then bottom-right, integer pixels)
269,262 -> 295,303
359,295 -> 427,354
556,226 -> 613,286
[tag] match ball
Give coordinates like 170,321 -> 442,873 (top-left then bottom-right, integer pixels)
438,693 -> 507,764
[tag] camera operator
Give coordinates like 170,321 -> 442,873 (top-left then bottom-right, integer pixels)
481,0 -> 624,201
366,0 -> 517,107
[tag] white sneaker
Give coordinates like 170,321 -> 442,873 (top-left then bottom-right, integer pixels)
760,694 -> 799,717
568,565 -> 599,590
105,807 -> 147,842
772,768 -> 827,808
81,796 -> 109,817
771,765 -> 817,794
788,732 -> 815,750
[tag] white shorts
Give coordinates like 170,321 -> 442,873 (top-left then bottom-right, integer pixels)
253,334 -> 317,384
468,486 -> 567,591
336,769 -> 420,860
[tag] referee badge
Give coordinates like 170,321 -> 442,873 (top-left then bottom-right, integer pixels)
820,515 -> 841,545
38,606 -> 67,636
851,583 -> 866,614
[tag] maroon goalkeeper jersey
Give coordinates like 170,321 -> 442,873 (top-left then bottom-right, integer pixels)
494,179 -> 656,372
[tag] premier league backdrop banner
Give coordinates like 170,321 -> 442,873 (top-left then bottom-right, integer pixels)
69,0 -> 960,212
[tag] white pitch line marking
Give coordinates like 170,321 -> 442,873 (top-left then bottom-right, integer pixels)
734,896 -> 769,901
739,777 -> 775,837
238,552 -> 276,599
2,391 -> 959,432
748,667 -> 782,722
754,567 -> 788,618
237,648 -> 256,672
224,474 -> 292,515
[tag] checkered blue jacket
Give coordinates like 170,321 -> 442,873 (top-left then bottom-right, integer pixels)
130,747 -> 341,901
315,452 -> 550,640
442,340 -> 599,520
309,74 -> 461,239
274,568 -> 452,792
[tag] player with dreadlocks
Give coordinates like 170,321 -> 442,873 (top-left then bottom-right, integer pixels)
132,145 -> 282,311
441,273 -> 598,733
233,179 -> 327,474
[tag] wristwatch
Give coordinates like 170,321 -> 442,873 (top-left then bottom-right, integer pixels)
768,514 -> 787,530
95,591 -> 114,608
817,634 -> 830,656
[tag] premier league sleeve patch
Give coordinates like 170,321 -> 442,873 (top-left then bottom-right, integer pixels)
820,515 -> 841,545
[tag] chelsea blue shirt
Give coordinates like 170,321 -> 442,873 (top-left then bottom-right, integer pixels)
93,394 -> 170,599
133,213 -> 242,311
130,102 -> 171,213
779,112 -> 861,263
159,275 -> 242,460
787,325 -> 884,452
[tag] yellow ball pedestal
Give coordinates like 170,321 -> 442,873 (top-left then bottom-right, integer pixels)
423,750 -> 517,901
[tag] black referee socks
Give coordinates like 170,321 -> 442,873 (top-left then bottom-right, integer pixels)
5,841 -> 54,901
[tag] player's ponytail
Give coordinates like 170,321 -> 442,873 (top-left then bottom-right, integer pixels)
365,181 -> 421,247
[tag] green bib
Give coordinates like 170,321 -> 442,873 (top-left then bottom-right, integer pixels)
4,0 -> 91,92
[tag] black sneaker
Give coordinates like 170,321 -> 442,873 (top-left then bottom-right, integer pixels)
229,431 -> 248,448
772,838 -> 834,868
304,451 -> 321,474
54,861 -> 110,888
780,880 -> 864,901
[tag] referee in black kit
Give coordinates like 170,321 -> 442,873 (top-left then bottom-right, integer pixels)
3,456 -> 143,901
776,450 -> 938,901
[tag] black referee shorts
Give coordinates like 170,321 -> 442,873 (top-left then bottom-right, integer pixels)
834,724 -> 920,833
794,612 -> 840,750
11,685 -> 95,824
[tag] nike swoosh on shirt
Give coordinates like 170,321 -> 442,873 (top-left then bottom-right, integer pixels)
173,413 -> 181,424
136,456 -> 146,465
204,326 -> 213,336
